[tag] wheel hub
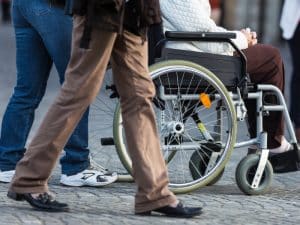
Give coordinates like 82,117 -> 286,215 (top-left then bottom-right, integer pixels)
165,121 -> 185,135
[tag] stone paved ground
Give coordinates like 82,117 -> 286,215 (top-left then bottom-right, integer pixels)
0,22 -> 299,225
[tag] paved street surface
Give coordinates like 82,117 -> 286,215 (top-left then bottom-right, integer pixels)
0,22 -> 299,225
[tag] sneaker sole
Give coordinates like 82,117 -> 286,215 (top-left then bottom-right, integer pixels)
0,179 -> 11,183
0,170 -> 15,183
0,176 -> 13,183
60,176 -> 118,187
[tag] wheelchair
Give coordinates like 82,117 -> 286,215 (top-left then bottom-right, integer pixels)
109,31 -> 300,195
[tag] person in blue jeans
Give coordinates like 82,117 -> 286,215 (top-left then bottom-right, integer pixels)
0,0 -> 117,186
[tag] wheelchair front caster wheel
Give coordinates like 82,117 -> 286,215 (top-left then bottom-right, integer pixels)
235,154 -> 273,195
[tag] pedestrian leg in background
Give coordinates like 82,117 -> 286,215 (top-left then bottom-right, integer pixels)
1,0 -> 11,22
0,0 -> 116,186
288,24 -> 300,142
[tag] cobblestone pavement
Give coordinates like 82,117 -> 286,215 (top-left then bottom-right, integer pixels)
0,23 -> 299,225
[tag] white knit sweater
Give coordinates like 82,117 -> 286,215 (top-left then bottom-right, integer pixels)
160,0 -> 248,55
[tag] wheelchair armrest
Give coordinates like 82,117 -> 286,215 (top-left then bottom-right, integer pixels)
165,31 -> 236,42
164,31 -> 245,65
165,31 -> 242,54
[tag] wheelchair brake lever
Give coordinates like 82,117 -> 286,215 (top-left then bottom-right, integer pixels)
234,88 -> 247,121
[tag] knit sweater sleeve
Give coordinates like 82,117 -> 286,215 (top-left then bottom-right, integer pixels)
160,0 -> 248,55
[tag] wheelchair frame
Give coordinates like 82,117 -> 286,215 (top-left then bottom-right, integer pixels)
104,30 -> 300,195
162,31 -> 300,193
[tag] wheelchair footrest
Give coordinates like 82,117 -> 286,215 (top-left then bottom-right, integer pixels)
269,148 -> 300,173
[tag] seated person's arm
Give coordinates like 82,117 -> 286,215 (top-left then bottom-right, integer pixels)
160,0 -> 250,55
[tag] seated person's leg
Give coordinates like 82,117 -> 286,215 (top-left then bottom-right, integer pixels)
242,44 -> 291,153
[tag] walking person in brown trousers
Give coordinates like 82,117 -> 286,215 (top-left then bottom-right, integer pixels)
7,0 -> 202,217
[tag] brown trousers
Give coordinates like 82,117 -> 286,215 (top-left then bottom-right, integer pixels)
9,16 -> 177,213
243,44 -> 285,148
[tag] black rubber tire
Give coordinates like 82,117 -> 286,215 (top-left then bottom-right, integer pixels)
189,143 -> 225,185
235,154 -> 273,195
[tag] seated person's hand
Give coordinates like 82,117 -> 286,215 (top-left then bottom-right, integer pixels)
241,28 -> 258,47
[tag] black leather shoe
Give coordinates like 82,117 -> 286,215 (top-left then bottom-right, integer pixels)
7,191 -> 69,212
136,202 -> 202,218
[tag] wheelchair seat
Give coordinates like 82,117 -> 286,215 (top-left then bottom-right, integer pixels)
147,28 -> 254,92
161,48 -> 242,91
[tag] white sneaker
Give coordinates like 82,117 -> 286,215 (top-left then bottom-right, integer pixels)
0,170 -> 15,183
60,167 -> 118,187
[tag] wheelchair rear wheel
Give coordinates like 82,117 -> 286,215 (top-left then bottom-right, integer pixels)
189,144 -> 225,186
113,60 -> 237,193
89,68 -> 133,182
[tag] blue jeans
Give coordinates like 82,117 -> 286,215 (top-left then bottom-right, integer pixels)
0,0 -> 90,175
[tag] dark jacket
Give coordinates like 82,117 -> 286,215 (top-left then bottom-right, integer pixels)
73,0 -> 161,31
72,0 -> 162,48
49,0 -> 66,7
